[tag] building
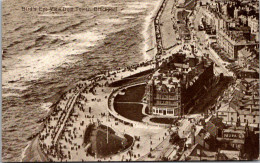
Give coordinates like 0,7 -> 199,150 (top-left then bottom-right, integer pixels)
236,67 -> 259,79
145,52 -> 187,116
145,48 -> 215,116
187,126 -> 216,151
216,79 -> 259,127
199,5 -> 218,33
237,46 -> 259,68
217,126 -> 249,153
216,29 -> 259,59
219,150 -> 240,160
179,117 -> 247,161
146,73 -> 182,116
239,15 -> 247,26
180,143 -> 218,161
181,59 -> 214,113
217,103 -> 238,125
175,10 -> 191,40
248,15 -> 259,33
205,116 -> 226,138
176,0 -> 197,10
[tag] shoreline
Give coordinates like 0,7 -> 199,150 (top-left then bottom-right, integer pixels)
21,0 -> 167,161
142,0 -> 164,60
34,0 -> 165,129
20,143 -> 30,162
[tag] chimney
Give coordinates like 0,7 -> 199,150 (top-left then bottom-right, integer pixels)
191,125 -> 196,145
202,132 -> 206,148
168,78 -> 172,84
236,117 -> 240,127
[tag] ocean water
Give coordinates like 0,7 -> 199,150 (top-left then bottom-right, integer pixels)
2,0 -> 159,161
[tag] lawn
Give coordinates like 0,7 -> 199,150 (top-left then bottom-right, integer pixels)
114,84 -> 146,102
99,124 -> 115,135
94,129 -> 131,158
83,124 -> 94,144
87,125 -> 133,158
114,103 -> 145,122
95,129 -> 126,157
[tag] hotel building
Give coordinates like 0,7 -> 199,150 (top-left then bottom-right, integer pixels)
145,50 -> 214,116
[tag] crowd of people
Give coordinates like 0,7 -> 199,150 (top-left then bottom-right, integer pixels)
35,57 -> 165,161
39,90 -> 79,156
37,70 -> 110,161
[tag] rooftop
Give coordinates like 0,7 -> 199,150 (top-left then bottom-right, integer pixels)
218,29 -> 258,45
219,150 -> 240,160
207,116 -> 226,129
176,10 -> 190,23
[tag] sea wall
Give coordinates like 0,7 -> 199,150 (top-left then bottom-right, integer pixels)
21,0 -> 166,161
21,137 -> 50,162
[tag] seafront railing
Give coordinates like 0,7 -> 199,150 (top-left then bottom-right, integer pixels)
35,66 -> 153,160
154,0 -> 168,55
35,54 -> 171,161
53,93 -> 80,145
37,82 -> 90,160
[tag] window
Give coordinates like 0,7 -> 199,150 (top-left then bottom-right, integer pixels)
244,119 -> 246,123
244,115 -> 246,118
253,120 -> 255,123
167,111 -> 173,114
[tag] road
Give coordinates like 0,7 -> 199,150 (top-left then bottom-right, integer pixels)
137,129 -> 180,161
208,48 -> 233,76
192,31 -> 233,77
155,143 -> 177,161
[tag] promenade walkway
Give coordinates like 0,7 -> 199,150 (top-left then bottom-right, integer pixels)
22,0 -> 189,161
53,93 -> 80,144
32,61 -> 172,162
154,0 -> 167,54
160,0 -> 177,49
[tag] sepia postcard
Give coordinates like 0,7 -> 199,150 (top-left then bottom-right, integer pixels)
2,0 -> 259,162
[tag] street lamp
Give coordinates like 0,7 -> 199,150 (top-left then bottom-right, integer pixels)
107,108 -> 109,144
